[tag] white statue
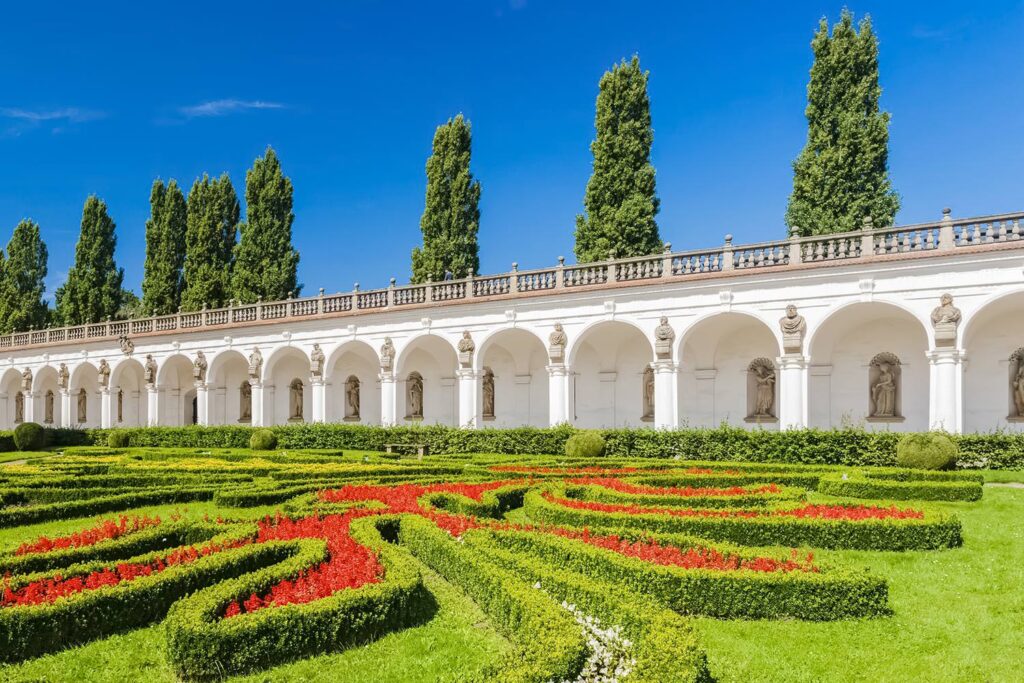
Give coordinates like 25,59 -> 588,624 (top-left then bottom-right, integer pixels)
310,343 -> 325,379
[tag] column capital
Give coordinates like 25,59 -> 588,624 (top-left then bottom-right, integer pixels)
776,355 -> 809,370
546,364 -> 569,377
651,360 -> 677,373
378,371 -> 395,383
309,377 -> 325,387
100,386 -> 111,396
455,368 -> 477,380
926,349 -> 965,364
247,380 -> 263,389
194,381 -> 207,391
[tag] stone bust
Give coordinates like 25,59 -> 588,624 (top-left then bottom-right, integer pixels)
119,335 -> 135,356
548,323 -> 568,363
193,351 -> 207,383
20,367 -> 32,392
931,293 -> 961,347
248,348 -> 263,382
457,331 -> 475,368
310,343 -> 325,379
98,359 -> 111,388
380,337 -> 396,372
654,317 -> 674,360
57,363 -> 69,390
780,304 -> 807,354
144,355 -> 158,386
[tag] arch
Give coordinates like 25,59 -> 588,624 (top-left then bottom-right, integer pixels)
207,349 -> 250,425
677,312 -> 781,429
807,301 -> 929,431
68,362 -> 100,428
0,367 -> 23,428
566,318 -> 652,367
110,358 -> 147,427
806,298 -> 931,356
395,334 -> 458,426
961,290 -> 1024,431
569,320 -> 654,428
325,340 -> 380,424
476,327 -> 549,427
156,354 -> 196,426
264,346 -> 311,425
32,365 -> 62,426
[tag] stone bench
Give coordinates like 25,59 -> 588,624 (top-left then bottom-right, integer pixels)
383,443 -> 429,460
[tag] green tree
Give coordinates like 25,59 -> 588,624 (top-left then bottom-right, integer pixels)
231,147 -> 299,302
574,56 -> 661,263
0,220 -> 48,332
182,174 -> 239,311
117,288 -> 145,320
786,10 -> 900,235
55,196 -> 124,325
411,114 -> 481,283
141,179 -> 187,315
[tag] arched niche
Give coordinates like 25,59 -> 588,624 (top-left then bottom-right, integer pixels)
962,291 -> 1024,431
568,320 -> 653,428
33,366 -> 62,426
867,351 -> 902,421
207,350 -> 250,425
264,347 -> 311,425
745,357 -> 778,423
476,328 -> 549,427
396,335 -> 457,426
110,358 -> 148,427
69,362 -> 100,428
156,355 -> 196,426
325,341 -> 380,425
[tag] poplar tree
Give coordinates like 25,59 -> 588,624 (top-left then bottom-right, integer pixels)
574,56 -> 661,263
786,10 -> 900,235
231,147 -> 299,302
181,174 -> 239,311
410,114 -> 481,283
141,179 -> 187,315
55,196 -> 124,325
0,220 -> 48,332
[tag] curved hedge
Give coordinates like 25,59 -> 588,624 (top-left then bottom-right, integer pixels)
817,473 -> 983,502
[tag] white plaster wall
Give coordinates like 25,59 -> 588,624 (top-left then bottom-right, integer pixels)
398,338 -> 457,426
267,353 -> 311,425
963,292 -> 1024,432
327,352 -> 381,425
208,354 -> 249,425
112,359 -> 148,427
571,322 -> 651,428
479,330 -> 549,427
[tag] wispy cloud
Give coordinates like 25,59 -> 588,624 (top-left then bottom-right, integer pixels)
178,99 -> 285,118
0,107 -> 105,136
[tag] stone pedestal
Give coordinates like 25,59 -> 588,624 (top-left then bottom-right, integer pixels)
777,355 -> 808,430
933,322 -> 957,348
100,388 -> 113,428
146,386 -> 159,426
249,382 -> 264,427
195,383 -> 209,426
652,361 -> 678,429
310,378 -> 326,423
547,365 -> 571,426
456,369 -> 478,429
928,350 -> 962,432
781,332 -> 803,356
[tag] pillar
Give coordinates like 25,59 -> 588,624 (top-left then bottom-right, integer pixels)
777,355 -> 808,430
311,378 -> 326,423
195,383 -> 209,426
23,392 -> 35,424
457,369 -> 478,428
928,349 -> 963,433
652,361 -> 678,429
380,373 -> 397,426
146,385 -> 159,426
250,381 -> 264,427
60,390 -> 72,428
100,388 -> 113,428
547,365 -> 571,425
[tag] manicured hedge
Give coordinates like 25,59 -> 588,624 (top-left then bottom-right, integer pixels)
0,487 -> 217,528
165,516 -> 430,680
568,482 -> 808,508
817,473 -> 983,502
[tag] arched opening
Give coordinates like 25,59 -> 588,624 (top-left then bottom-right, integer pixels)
325,341 -> 380,424
264,347 -> 311,425
32,366 -> 62,426
677,313 -> 780,428
808,301 -> 929,431
962,290 -> 1024,431
156,355 -> 196,426
568,321 -> 653,428
207,350 -> 250,425
69,362 -> 100,428
396,335 -> 458,425
476,328 -> 549,427
110,358 -> 148,427
0,368 -> 23,428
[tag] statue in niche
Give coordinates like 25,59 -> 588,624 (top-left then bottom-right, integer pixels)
380,338 -> 396,373
1009,349 -> 1024,418
642,366 -> 655,420
289,378 -> 304,421
407,372 -> 424,419
44,390 -> 54,424
482,368 -> 495,419
654,317 -> 675,360
931,293 -> 962,347
869,352 -> 901,419
14,392 -> 24,423
248,348 -> 263,383
748,358 -> 776,418
98,359 -> 110,388
310,344 -> 325,380
457,331 -> 475,369
118,335 -> 135,356
192,351 -> 207,384
239,381 -> 252,422
117,389 -> 124,423
144,355 -> 158,386
20,367 -> 32,392
77,388 -> 88,423
58,363 -> 69,390
548,323 -> 568,364
345,376 -> 361,420
780,304 -> 807,354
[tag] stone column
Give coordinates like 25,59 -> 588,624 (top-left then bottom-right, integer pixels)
60,390 -> 72,428
195,383 -> 209,426
147,386 -> 159,426
23,392 -> 35,424
547,365 -> 571,426
928,349 -> 963,433
311,378 -> 326,423
456,369 -> 478,429
777,355 -> 808,430
652,361 -> 678,429
380,373 -> 397,426
100,388 -> 113,428
250,381 -> 265,427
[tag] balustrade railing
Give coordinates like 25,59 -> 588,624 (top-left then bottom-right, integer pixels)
2,209 -> 1020,351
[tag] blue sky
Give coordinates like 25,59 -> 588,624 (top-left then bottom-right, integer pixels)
1,1 -> 1022,301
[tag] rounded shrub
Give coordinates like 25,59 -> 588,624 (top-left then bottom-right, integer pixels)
897,432 -> 958,470
250,429 -> 278,451
565,431 -> 606,458
107,430 -> 131,448
13,422 -> 45,451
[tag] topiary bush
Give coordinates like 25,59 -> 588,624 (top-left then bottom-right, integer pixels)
13,422 -> 45,451
896,432 -> 958,470
564,430 -> 606,458
250,429 -> 278,451
107,430 -> 131,448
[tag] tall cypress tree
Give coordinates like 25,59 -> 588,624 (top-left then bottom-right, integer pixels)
0,220 -> 48,332
181,173 -> 239,311
786,11 -> 899,235
574,56 -> 661,263
231,147 -> 299,302
55,196 -> 124,325
141,179 -> 187,315
410,114 -> 481,283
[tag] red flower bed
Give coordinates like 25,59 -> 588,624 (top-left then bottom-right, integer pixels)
569,477 -> 780,498
775,504 -> 925,521
15,515 -> 164,556
489,465 -> 640,475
